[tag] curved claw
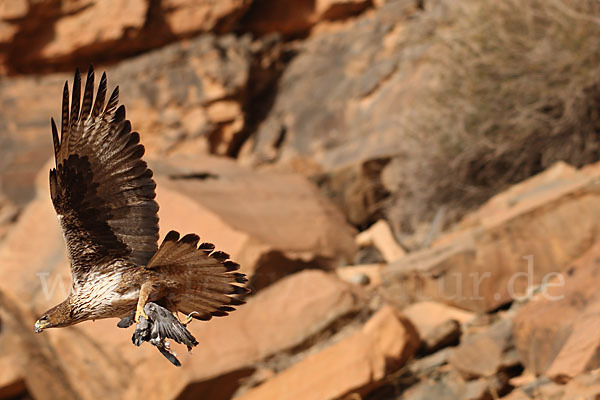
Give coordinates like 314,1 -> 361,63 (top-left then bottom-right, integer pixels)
183,311 -> 199,326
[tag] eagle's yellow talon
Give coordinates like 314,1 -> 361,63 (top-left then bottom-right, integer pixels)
181,311 -> 198,326
174,313 -> 191,325
135,305 -> 148,323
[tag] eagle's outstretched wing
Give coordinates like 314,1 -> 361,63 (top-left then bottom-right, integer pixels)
49,66 -> 159,285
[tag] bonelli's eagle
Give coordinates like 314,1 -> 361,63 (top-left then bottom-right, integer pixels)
34,67 -> 248,365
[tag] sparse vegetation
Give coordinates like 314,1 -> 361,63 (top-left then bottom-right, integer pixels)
400,0 -> 600,228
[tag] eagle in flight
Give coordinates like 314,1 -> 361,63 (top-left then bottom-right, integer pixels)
33,66 -> 248,364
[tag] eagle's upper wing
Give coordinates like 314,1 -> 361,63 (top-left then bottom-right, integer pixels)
49,67 -> 159,284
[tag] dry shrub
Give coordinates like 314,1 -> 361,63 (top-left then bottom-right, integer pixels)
398,0 -> 600,230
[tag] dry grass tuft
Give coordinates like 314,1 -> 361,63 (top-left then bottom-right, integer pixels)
397,0 -> 600,230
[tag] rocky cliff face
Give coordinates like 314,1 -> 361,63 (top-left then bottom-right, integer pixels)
1,0 -> 600,399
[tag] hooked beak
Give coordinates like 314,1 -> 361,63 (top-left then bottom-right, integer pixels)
34,319 -> 48,333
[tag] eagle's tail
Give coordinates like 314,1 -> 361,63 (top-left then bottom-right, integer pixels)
146,230 -> 249,321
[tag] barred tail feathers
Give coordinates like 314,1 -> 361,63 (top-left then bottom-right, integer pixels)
146,230 -> 249,321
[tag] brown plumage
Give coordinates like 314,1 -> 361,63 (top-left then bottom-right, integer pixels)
34,67 -> 248,358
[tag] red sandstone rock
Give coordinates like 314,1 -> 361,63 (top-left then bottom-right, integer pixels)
513,241 -> 600,376
383,163 -> 600,312
238,305 -> 419,400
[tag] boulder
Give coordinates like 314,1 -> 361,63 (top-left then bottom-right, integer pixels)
402,301 -> 474,338
449,335 -> 503,379
402,301 -> 473,352
509,374 -> 600,400
0,179 -> 67,311
0,354 -> 25,399
545,297 -> 600,382
241,0 -> 374,36
401,370 -> 467,400
0,290 -> 80,400
237,305 -> 419,400
0,193 -> 18,244
40,0 -> 147,61
111,33 -> 281,158
0,0 -> 253,74
560,373 -> 600,399
408,347 -> 453,376
403,368 -> 508,400
509,376 -> 565,399
422,319 -> 461,353
382,162 -> 600,312
336,263 -> 384,287
448,316 -> 516,381
151,154 -> 356,289
238,0 -> 431,227
356,219 -> 406,262
456,161 -> 579,231
161,0 -> 252,35
500,389 -> 532,400
513,241 -> 600,376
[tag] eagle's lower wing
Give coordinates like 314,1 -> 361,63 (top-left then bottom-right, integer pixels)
49,67 -> 159,284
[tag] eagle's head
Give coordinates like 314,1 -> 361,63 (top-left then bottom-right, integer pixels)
34,300 -> 74,333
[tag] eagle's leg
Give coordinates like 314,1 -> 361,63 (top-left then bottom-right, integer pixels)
135,282 -> 152,323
